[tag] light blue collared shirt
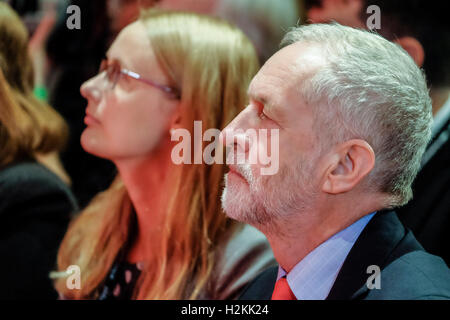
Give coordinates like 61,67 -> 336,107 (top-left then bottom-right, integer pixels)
277,212 -> 376,300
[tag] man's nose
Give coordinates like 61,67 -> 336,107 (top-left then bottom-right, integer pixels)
220,107 -> 253,155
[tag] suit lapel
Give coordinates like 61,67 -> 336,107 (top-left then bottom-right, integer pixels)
239,266 -> 278,300
326,210 -> 413,300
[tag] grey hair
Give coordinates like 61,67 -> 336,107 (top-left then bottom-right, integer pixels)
281,23 -> 433,207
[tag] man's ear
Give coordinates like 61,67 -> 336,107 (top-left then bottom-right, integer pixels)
322,139 -> 375,194
395,36 -> 425,67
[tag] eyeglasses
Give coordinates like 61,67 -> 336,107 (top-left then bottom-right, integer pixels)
98,59 -> 180,99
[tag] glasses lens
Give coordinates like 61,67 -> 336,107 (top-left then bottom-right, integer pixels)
99,59 -> 108,74
99,60 -> 120,89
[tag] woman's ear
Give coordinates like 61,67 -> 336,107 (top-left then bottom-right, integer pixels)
168,105 -> 183,132
395,36 -> 425,67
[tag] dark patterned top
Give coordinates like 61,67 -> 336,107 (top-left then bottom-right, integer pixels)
97,212 -> 143,300
97,260 -> 144,300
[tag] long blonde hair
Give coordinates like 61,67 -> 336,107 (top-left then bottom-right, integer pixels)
54,9 -> 259,299
0,2 -> 68,168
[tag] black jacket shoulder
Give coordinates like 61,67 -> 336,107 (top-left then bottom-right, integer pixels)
361,250 -> 450,299
338,211 -> 450,300
0,160 -> 78,300
0,161 -> 77,214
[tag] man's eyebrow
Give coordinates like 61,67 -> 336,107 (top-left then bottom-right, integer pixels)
249,90 -> 283,117
248,89 -> 269,106
250,89 -> 288,123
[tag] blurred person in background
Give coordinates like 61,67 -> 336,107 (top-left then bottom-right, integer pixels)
108,0 -> 303,64
108,0 -> 218,38
215,0 -> 301,64
53,9 -> 275,300
45,0 -> 116,208
0,2 -> 77,299
305,0 -> 450,266
107,0 -> 157,40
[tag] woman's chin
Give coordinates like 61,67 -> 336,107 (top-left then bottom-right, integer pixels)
81,131 -> 107,159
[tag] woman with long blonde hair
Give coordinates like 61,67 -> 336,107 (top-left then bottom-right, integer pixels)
0,2 -> 77,299
54,9 -> 275,300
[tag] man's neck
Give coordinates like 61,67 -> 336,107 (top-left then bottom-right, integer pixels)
264,195 -> 382,272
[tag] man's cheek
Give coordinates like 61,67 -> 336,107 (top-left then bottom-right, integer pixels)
251,129 -> 280,176
248,143 -> 260,166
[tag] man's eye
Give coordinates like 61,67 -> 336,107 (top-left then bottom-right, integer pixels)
259,111 -> 267,120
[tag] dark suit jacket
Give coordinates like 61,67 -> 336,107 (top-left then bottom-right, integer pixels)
0,160 -> 78,300
239,210 -> 450,300
397,106 -> 450,266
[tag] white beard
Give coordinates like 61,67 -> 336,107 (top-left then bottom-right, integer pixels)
221,159 -> 318,233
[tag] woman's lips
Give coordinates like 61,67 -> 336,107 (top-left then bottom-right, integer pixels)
84,111 -> 100,126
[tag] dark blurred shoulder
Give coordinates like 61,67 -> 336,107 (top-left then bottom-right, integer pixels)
0,160 -> 78,216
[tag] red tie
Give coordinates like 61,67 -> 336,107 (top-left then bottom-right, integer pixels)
271,277 -> 297,300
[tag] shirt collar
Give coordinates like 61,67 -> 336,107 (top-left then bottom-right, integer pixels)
277,212 -> 376,300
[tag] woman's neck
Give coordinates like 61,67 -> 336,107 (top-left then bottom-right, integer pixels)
114,144 -> 174,263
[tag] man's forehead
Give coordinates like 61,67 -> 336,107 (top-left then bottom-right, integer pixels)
249,42 -> 326,101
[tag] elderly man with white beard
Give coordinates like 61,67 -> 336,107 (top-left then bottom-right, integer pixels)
220,23 -> 450,300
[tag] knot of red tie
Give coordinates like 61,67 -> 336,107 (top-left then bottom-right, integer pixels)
271,277 -> 297,300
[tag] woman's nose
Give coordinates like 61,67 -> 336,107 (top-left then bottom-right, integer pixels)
80,75 -> 103,103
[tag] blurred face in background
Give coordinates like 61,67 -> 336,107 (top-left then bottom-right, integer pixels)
155,0 -> 219,13
108,0 -> 145,34
306,0 -> 364,28
107,0 -> 219,34
80,21 -> 178,162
